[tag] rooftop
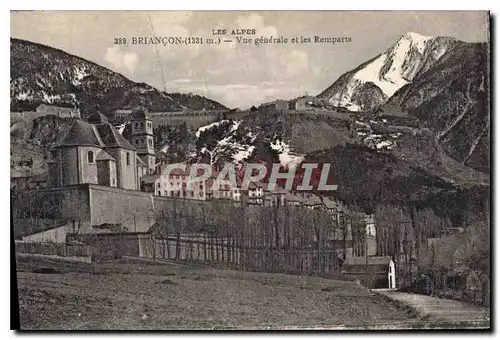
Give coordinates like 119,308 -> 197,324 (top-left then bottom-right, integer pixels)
141,174 -> 161,184
87,112 -> 109,124
96,150 -> 116,162
55,119 -> 135,150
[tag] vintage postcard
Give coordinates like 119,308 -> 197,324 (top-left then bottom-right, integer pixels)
10,10 -> 490,330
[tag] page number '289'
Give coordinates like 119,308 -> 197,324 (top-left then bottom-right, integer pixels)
114,38 -> 127,44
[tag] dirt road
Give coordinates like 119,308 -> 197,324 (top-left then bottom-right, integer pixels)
374,290 -> 490,328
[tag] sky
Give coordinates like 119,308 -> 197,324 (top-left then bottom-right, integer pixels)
11,11 -> 489,109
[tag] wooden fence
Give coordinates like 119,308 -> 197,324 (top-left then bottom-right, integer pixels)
142,232 -> 342,275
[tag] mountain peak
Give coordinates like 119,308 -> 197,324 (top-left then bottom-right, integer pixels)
401,32 -> 432,42
318,32 -> 458,111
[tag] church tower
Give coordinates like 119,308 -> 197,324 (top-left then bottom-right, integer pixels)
131,107 -> 156,174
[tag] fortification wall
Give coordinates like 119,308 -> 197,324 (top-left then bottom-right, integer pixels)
151,115 -> 219,130
88,185 -> 155,233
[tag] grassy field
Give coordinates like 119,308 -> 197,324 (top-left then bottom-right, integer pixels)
14,256 -> 415,330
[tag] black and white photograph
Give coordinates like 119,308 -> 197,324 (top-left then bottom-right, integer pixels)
10,10 -> 491,330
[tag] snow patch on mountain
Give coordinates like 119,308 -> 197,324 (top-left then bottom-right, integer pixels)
234,146 -> 256,162
197,120 -> 257,165
354,54 -> 408,98
42,92 -> 61,103
195,120 -> 228,138
116,123 -> 126,135
72,66 -> 88,86
270,139 -> 305,169
355,117 -> 405,151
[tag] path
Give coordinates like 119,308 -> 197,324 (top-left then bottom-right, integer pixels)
374,289 -> 490,328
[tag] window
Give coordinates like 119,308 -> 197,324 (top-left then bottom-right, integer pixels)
141,139 -> 144,145
140,122 -> 144,129
135,123 -> 139,129
148,139 -> 152,147
126,152 -> 130,165
135,139 -> 139,145
87,151 -> 94,163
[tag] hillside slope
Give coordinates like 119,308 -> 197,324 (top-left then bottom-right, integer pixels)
386,42 -> 489,173
10,38 -> 227,116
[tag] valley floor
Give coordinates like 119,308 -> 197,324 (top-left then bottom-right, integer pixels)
14,257 -> 415,330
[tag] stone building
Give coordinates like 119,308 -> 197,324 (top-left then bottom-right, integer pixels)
258,100 -> 289,114
48,111 -> 149,191
36,104 -> 81,119
293,96 -> 317,110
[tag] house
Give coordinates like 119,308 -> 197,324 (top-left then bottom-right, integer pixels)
143,163 -> 208,200
141,173 -> 161,195
294,96 -> 317,111
300,192 -> 323,210
113,109 -> 134,120
245,181 -> 264,206
47,110 -> 151,191
284,192 -> 304,207
258,100 -> 289,114
207,169 -> 234,201
322,197 -> 341,215
342,256 -> 397,289
263,183 -> 287,207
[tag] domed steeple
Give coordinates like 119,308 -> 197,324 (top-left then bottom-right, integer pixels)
130,106 -> 155,174
131,106 -> 150,120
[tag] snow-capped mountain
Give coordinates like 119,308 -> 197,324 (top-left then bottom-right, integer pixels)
318,32 -> 457,111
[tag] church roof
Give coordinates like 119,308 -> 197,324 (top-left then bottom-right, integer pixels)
131,106 -> 150,120
95,123 -> 135,150
57,120 -> 103,148
56,119 -> 135,150
136,155 -> 147,166
96,150 -> 116,162
87,112 -> 109,124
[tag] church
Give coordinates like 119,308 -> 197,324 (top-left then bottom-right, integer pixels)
48,107 -> 156,191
